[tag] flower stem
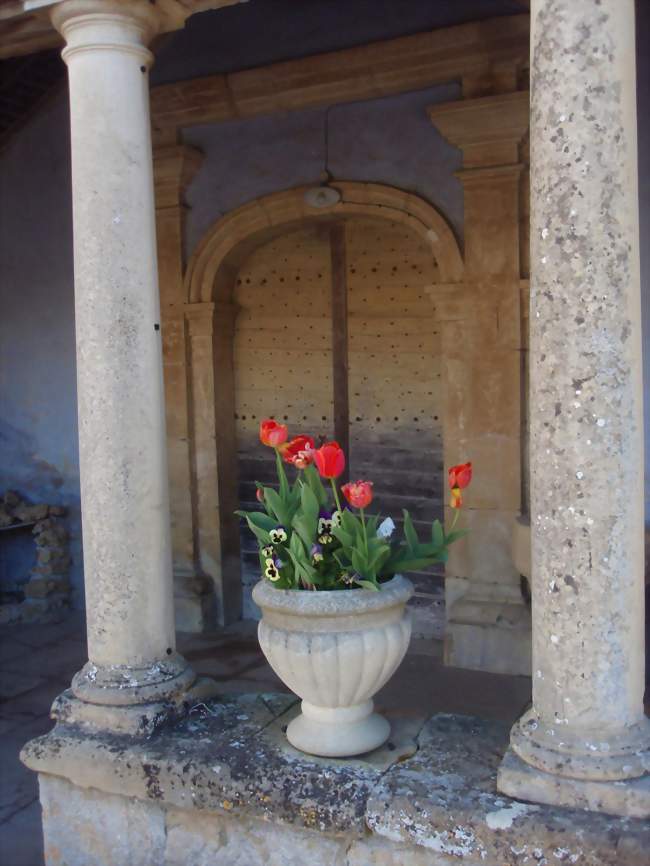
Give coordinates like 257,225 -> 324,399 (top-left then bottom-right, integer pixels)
360,507 -> 369,556
330,478 -> 342,513
448,507 -> 460,536
274,448 -> 290,501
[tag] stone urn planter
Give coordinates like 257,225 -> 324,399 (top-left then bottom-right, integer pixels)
252,575 -> 414,758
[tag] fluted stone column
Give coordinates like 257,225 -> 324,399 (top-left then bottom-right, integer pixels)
49,0 -> 207,732
498,0 -> 649,818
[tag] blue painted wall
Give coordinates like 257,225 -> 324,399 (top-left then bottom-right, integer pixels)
0,91 -> 83,599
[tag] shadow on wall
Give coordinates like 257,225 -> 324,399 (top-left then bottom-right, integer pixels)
0,419 -> 82,606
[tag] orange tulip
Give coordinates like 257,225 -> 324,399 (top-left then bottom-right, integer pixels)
448,461 -> 472,509
341,481 -> 374,509
313,441 -> 346,479
259,418 -> 288,448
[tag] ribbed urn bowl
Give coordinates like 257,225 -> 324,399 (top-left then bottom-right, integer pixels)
252,575 -> 414,758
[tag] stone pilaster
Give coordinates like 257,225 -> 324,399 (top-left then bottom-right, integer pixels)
47,0 -> 209,732
498,0 -> 650,818
429,89 -> 531,675
154,143 -> 213,632
185,302 -> 242,626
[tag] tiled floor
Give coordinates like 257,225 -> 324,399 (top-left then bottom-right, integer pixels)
0,614 -> 532,866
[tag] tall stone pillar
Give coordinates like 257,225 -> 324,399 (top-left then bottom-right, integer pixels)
49,0 -> 206,732
498,0 -> 650,818
185,301 -> 242,626
154,144 -> 214,632
429,89 -> 531,675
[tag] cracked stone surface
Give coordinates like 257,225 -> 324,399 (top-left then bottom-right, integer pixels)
22,704 -> 650,866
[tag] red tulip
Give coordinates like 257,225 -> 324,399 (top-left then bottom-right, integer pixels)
313,441 -> 346,479
281,435 -> 315,468
448,461 -> 472,509
259,419 -> 288,448
341,480 -> 374,509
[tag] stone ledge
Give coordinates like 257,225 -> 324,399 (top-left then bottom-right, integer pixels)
22,696 -> 650,865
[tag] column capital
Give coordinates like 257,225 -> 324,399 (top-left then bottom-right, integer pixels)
428,91 -> 529,168
154,144 -> 204,209
50,0 -> 192,51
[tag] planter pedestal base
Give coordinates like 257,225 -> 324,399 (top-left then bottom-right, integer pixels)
287,700 -> 390,758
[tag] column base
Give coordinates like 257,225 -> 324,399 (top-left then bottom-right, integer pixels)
444,597 -> 531,675
52,676 -> 218,736
174,571 -> 213,633
498,747 -> 650,819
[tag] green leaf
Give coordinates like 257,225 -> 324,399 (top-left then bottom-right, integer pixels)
244,511 -> 278,532
241,514 -> 271,545
303,464 -> 328,507
432,519 -> 444,548
351,548 -> 367,576
368,543 -> 391,573
292,514 -> 315,549
355,579 -> 380,591
403,509 -> 419,553
366,514 -> 379,536
331,525 -> 354,548
300,484 -> 319,527
445,528 -> 469,544
264,487 -> 289,527
275,449 -> 290,502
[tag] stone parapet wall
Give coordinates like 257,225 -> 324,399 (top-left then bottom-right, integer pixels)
0,491 -> 72,624
23,696 -> 649,866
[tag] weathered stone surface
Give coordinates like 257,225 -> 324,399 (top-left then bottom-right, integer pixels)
39,775 -> 166,866
164,808 -> 349,866
501,0 -> 650,810
367,714 -> 650,865
23,693 -> 388,837
23,702 -> 650,865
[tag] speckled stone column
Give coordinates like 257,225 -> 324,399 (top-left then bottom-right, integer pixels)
498,0 -> 649,818
49,0 -> 199,728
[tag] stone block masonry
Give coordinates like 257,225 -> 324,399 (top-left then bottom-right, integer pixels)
22,695 -> 650,866
0,490 -> 71,625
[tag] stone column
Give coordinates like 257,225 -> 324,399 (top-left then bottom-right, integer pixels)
498,0 -> 650,818
50,0 -> 205,732
185,302 -> 243,626
154,144 -> 213,632
429,89 -> 531,676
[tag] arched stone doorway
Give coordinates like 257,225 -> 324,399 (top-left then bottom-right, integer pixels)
182,182 -> 464,625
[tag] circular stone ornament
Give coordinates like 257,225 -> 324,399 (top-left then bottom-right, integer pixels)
303,185 -> 342,208
252,575 -> 413,757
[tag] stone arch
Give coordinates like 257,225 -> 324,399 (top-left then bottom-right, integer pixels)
185,182 -> 463,304
183,183 -> 463,624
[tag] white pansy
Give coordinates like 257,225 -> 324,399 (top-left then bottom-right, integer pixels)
377,517 -> 395,539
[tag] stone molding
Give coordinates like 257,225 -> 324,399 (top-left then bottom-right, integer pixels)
185,181 -> 464,305
149,14 -> 529,136
428,91 -> 530,168
153,143 -> 203,209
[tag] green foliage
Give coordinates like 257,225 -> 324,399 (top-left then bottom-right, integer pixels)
237,450 -> 467,591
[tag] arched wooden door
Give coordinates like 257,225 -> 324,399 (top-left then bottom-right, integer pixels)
232,216 -> 444,635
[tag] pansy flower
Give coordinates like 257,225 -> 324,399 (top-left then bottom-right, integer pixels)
318,531 -> 334,545
261,544 -> 274,558
310,543 -> 324,563
264,556 -> 283,582
318,509 -> 333,535
270,526 -> 288,544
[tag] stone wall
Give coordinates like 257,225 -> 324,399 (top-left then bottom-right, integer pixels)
26,698 -> 650,866
0,491 -> 71,624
